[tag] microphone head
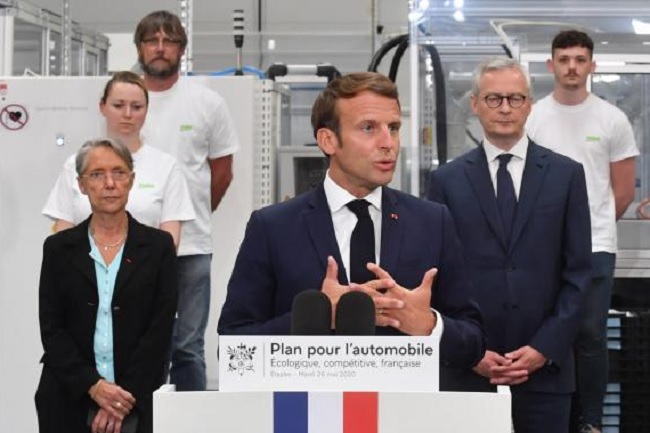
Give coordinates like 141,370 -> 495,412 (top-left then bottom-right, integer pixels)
335,291 -> 376,335
291,290 -> 332,335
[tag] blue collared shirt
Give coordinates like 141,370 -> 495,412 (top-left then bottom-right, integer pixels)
88,232 -> 124,383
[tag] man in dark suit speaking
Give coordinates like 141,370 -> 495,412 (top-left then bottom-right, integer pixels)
427,58 -> 592,433
218,72 -> 484,371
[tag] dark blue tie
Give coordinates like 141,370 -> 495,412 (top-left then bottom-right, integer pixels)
496,154 -> 516,243
347,199 -> 375,284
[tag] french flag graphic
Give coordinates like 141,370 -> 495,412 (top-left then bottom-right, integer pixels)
274,392 -> 378,433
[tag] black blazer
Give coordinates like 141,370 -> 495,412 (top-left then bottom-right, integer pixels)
35,213 -> 177,433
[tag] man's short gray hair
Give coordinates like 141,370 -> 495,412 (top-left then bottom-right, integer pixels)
471,57 -> 532,96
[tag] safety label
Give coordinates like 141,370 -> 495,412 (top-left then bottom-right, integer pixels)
0,104 -> 29,131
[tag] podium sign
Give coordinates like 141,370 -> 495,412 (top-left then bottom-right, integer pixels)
218,335 -> 439,392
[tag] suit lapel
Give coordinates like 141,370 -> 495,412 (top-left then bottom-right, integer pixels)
114,215 -> 150,299
304,184 -> 348,284
464,147 -> 509,250
67,218 -> 97,288
510,141 -> 548,249
379,187 -> 403,273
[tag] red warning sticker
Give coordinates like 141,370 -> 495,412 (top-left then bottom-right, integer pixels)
0,104 -> 29,131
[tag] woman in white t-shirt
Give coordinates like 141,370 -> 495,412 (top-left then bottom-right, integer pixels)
43,71 -> 194,249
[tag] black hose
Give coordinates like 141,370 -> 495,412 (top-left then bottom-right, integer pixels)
501,44 -> 513,58
388,37 -> 409,82
367,34 -> 408,73
367,33 -> 448,166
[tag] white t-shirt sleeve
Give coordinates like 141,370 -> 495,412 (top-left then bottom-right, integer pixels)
160,161 -> 196,224
525,98 -> 547,140
207,96 -> 239,160
610,111 -> 640,162
42,156 -> 77,222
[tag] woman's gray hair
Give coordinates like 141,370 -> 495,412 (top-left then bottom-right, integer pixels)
471,57 -> 532,96
75,138 -> 133,176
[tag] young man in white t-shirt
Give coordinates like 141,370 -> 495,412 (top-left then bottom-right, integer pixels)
134,10 -> 239,391
526,30 -> 639,433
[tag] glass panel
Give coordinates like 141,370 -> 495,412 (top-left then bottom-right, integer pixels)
409,0 -> 650,197
12,20 -> 43,75
85,51 -> 98,76
528,62 -> 556,101
99,50 -> 108,75
71,39 -> 82,75
592,73 -> 650,220
48,30 -> 62,75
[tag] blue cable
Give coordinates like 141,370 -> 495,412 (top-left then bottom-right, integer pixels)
188,66 -> 266,78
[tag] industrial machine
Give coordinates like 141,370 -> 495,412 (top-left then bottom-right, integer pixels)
0,0 -> 109,75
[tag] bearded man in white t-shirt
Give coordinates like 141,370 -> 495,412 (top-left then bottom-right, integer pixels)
526,30 -> 639,433
133,10 -> 239,392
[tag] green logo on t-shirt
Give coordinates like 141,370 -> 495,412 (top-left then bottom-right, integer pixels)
180,124 -> 193,132
139,182 -> 155,189
586,135 -> 601,142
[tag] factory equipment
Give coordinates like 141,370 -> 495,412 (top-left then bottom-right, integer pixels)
407,1 -> 650,288
408,2 -> 650,429
406,0 -> 650,198
266,64 -> 403,201
0,0 -> 109,75
271,73 -> 330,201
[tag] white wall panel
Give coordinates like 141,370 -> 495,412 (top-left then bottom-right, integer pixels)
0,75 -> 259,433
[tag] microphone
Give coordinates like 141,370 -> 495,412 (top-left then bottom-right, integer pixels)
335,291 -> 376,335
290,290 -> 332,335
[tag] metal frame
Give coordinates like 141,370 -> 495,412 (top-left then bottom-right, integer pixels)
0,5 -> 15,75
1,0 -> 108,76
179,0 -> 193,74
254,79 -> 281,208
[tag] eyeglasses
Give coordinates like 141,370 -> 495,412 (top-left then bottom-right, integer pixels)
81,170 -> 132,183
483,94 -> 527,109
141,37 -> 182,48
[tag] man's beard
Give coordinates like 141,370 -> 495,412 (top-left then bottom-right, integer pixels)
139,56 -> 180,79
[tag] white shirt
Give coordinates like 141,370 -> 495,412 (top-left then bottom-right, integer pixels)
483,136 -> 529,199
43,144 -> 195,228
322,171 -> 443,337
323,172 -> 382,282
142,78 -> 239,256
527,93 -> 639,253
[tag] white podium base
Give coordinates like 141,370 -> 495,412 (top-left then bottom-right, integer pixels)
154,384 -> 512,432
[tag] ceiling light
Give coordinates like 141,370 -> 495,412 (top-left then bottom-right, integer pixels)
632,19 -> 650,35
453,10 -> 465,22
593,74 -> 620,83
408,11 -> 424,22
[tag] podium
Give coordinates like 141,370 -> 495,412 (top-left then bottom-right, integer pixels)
154,385 -> 511,432
154,336 -> 511,432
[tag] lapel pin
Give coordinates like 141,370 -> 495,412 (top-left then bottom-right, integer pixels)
390,213 -> 399,220
125,258 -> 132,264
